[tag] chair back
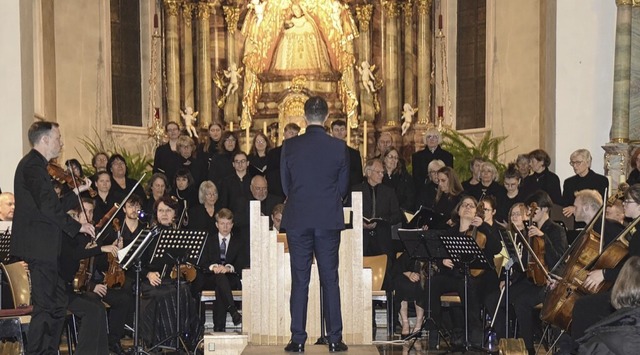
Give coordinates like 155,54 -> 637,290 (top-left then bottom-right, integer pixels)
2,262 -> 31,307
363,255 -> 387,291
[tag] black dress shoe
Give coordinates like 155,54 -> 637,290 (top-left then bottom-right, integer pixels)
328,341 -> 348,352
228,306 -> 242,325
284,341 -> 305,352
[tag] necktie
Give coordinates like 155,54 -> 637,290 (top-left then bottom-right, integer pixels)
371,186 -> 377,218
220,238 -> 227,263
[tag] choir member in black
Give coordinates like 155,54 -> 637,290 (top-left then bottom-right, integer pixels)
93,170 -> 122,224
577,256 -> 640,354
411,127 -> 454,191
192,208 -> 244,331
271,203 -> 284,232
515,153 -> 531,180
88,151 -> 109,185
265,123 -> 300,198
416,159 -> 445,209
197,122 -> 224,170
143,173 -> 170,214
152,121 -> 182,182
120,194 -> 145,247
393,252 -> 426,338
471,161 -> 508,221
140,196 -> 202,349
218,152 -> 253,238
428,196 -> 501,346
108,154 -> 145,199
249,175 -> 284,220
208,131 -> 240,186
330,119 -> 363,187
248,131 -> 271,175
176,135 -> 206,186
59,198 -> 118,354
172,168 -> 199,214
561,149 -> 608,219
498,163 -> 525,223
520,149 -> 562,204
371,132 -> 393,159
431,166 -> 464,229
628,149 -> 640,185
493,191 -> 567,355
382,147 -> 415,212
570,187 -> 640,343
461,157 -> 484,193
188,181 -> 219,234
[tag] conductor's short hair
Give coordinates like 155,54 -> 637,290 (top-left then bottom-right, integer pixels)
28,121 -> 58,146
304,96 -> 329,123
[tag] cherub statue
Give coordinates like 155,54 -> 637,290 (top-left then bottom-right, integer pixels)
401,103 -> 418,136
180,107 -> 199,138
356,61 -> 376,94
223,63 -> 243,97
248,0 -> 266,27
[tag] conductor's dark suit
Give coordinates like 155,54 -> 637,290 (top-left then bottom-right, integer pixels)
11,149 -> 82,354
280,125 -> 349,344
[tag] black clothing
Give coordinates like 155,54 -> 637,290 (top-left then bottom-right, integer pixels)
110,176 -> 145,201
628,168 -> 640,186
462,178 -> 480,195
265,146 -> 284,198
347,146 -> 364,188
432,193 -> 461,229
207,151 -> 235,187
353,182 -> 401,260
562,169 -> 609,207
415,181 -> 439,210
578,306 -> 640,354
93,191 -> 124,226
172,185 -> 199,213
248,153 -> 268,175
468,181 -> 508,221
219,173 -> 252,234
538,218 -> 569,268
153,143 -> 181,183
179,156 -> 207,186
392,253 -> 426,307
520,169 -> 562,204
411,146 -> 453,192
255,193 -> 284,219
382,167 -> 415,212
188,204 -> 218,235
497,191 -> 526,224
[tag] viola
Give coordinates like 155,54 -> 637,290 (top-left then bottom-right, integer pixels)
170,263 -> 197,282
469,195 -> 487,277
104,218 -> 126,288
526,202 -> 548,286
96,203 -> 120,230
47,162 -> 97,197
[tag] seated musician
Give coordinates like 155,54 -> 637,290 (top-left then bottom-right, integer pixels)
392,252 -> 426,339
430,166 -> 464,229
0,191 -> 15,221
139,196 -> 202,349
428,196 -> 501,347
415,159 -> 445,209
59,197 -> 120,354
570,186 -> 640,343
192,208 -> 244,332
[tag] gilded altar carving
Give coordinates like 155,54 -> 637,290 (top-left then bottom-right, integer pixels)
164,0 -> 180,17
617,0 -> 633,6
181,3 -> 194,26
196,2 -> 211,20
401,1 -> 413,26
382,0 -> 400,18
416,0 -> 431,15
355,4 -> 374,31
223,6 -> 241,34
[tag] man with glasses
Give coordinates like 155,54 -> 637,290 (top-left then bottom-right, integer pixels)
152,121 -> 183,182
411,127 -> 453,192
219,152 -> 253,239
249,175 -> 282,219
562,149 -> 608,218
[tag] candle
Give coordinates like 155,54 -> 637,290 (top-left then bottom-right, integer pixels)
263,121 -> 267,135
620,174 -> 627,184
607,175 -> 612,195
437,105 -> 444,118
346,125 -> 351,148
246,126 -> 250,153
154,14 -> 158,29
438,14 -> 443,30
363,121 -> 368,159
230,122 -> 234,132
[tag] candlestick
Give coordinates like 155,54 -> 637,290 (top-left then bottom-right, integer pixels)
154,14 -> 158,29
363,121 -> 368,159
263,121 -> 267,135
230,122 -> 234,132
438,14 -> 442,29
346,125 -> 351,148
620,174 -> 627,184
246,126 -> 250,153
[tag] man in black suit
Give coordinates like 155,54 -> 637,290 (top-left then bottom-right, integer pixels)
330,119 -> 363,187
265,123 -> 300,198
411,127 -> 453,191
152,121 -> 182,182
11,121 -> 95,354
249,175 -> 283,221
280,97 -> 350,352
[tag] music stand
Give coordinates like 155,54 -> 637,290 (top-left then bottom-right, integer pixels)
398,229 -> 451,350
0,227 -> 11,310
118,227 -> 162,355
439,234 -> 492,351
499,229 -> 524,339
402,206 -> 445,230
147,229 -> 207,353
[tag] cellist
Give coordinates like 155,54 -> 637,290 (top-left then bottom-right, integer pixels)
571,186 -> 640,342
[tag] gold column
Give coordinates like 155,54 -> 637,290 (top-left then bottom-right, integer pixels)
416,0 -> 431,125
402,1 -> 415,108
611,0 -> 632,142
383,0 -> 400,127
164,0 -> 181,123
196,1 -> 212,128
223,6 -> 241,127
181,3 -> 194,110
355,5 -> 375,123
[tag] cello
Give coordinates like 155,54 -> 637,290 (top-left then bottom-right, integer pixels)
525,203 -> 549,286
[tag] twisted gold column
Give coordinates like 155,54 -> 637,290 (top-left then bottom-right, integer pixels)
383,0 -> 400,127
196,1 -> 212,128
416,0 -> 432,125
402,1 -> 415,108
181,3 -> 195,110
355,5 -> 375,123
223,6 -> 241,127
164,0 -> 181,123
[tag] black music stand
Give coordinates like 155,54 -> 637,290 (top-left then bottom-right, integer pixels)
500,229 -> 525,338
402,206 -> 445,230
439,234 -> 492,352
0,227 -> 11,310
398,229 -> 451,350
118,227 -> 162,355
147,229 -> 207,353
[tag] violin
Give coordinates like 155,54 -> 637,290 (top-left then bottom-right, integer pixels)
526,202 -> 548,286
468,195 -> 487,277
104,218 -> 126,288
170,263 -> 197,282
47,162 -> 97,197
96,203 -> 120,230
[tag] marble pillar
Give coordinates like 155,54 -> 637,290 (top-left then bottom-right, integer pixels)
196,1 -> 212,128
383,0 -> 400,128
611,0 -> 632,143
164,0 -> 180,123
402,1 -> 415,110
223,6 -> 241,127
416,0 -> 432,126
355,5 -> 375,123
630,4 -> 640,141
181,3 -> 195,111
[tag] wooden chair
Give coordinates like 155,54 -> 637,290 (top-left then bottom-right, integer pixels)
0,262 -> 32,354
362,255 -> 394,337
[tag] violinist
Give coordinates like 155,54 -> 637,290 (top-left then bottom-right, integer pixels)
427,196 -> 501,347
93,170 -> 123,224
432,166 -> 464,228
59,198 -> 119,354
571,186 -> 640,342
139,196 -> 202,349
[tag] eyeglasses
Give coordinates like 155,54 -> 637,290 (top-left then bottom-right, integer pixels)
372,170 -> 384,175
569,160 -> 584,166
426,135 -> 439,139
233,159 -> 247,164
252,186 -> 268,191
460,203 -> 476,209
157,208 -> 174,214
225,137 -> 237,142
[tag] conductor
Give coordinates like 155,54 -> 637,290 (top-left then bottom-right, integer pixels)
280,97 -> 350,352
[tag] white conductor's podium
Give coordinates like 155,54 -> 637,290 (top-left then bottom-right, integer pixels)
242,192 -> 371,345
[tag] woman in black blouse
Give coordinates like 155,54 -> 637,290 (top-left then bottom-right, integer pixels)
382,147 -> 415,211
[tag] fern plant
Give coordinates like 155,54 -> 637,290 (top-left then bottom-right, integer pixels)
76,131 -> 153,186
440,129 -> 510,182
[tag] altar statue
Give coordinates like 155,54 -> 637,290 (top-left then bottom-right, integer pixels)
248,0 -> 266,27
356,61 -> 376,94
270,3 -> 333,75
224,63 -> 243,97
180,107 -> 199,138
401,103 -> 417,136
